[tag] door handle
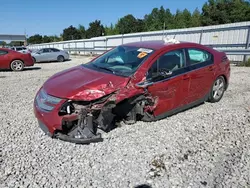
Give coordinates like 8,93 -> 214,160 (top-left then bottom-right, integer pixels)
208,66 -> 214,71
183,74 -> 190,80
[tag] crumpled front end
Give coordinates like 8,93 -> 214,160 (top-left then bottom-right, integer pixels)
34,81 -> 157,144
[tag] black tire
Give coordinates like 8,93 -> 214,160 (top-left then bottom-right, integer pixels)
32,57 -> 36,63
57,55 -> 64,62
10,60 -> 24,71
208,76 -> 226,103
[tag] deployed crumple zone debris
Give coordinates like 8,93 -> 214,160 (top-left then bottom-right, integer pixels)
54,86 -> 157,144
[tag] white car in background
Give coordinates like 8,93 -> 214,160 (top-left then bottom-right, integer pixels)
10,46 -> 32,54
31,48 -> 70,63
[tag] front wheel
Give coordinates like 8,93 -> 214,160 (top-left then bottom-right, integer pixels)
10,60 -> 24,71
208,76 -> 226,103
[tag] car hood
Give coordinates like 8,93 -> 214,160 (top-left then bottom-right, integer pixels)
43,65 -> 130,101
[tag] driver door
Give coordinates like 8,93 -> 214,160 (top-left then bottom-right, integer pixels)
145,49 -> 189,117
37,48 -> 50,62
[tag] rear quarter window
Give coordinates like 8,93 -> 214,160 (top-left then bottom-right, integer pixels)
51,48 -> 60,52
187,48 -> 213,65
0,50 -> 8,55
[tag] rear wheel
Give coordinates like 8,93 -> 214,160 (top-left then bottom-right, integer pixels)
208,76 -> 226,103
10,60 -> 24,71
57,55 -> 64,62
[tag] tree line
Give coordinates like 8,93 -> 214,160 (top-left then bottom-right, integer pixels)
26,0 -> 250,44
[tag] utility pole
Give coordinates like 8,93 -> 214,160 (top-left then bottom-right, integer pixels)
24,28 -> 27,46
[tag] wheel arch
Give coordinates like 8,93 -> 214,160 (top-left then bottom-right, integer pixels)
219,74 -> 228,90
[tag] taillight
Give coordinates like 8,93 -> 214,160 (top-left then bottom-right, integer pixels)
221,54 -> 229,63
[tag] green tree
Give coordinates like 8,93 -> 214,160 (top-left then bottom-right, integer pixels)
117,14 -> 144,34
144,6 -> 174,31
227,0 -> 250,22
201,0 -> 250,26
191,8 -> 202,27
49,35 -> 61,42
43,35 -> 52,43
86,20 -> 105,38
105,23 -> 119,36
0,41 -> 7,46
27,34 -> 43,44
182,9 -> 192,28
78,24 -> 86,39
173,10 -> 186,29
144,8 -> 161,31
62,25 -> 81,41
165,8 -> 174,29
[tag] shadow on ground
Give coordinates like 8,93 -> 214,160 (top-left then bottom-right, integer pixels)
134,184 -> 152,188
35,59 -> 72,64
0,67 -> 41,72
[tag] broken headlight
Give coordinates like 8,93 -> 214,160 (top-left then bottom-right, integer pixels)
36,88 -> 62,111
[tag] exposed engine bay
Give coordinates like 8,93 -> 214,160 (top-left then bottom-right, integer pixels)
55,92 -> 156,144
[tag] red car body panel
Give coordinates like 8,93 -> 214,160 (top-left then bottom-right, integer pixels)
0,48 -> 34,69
34,41 -> 230,137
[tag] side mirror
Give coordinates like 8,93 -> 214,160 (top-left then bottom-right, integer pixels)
158,69 -> 172,77
151,69 -> 172,80
135,80 -> 153,89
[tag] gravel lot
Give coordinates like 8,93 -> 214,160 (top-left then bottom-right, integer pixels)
0,57 -> 250,188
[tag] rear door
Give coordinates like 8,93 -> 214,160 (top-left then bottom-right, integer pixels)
185,48 -> 215,103
145,49 -> 189,117
0,50 -> 10,69
50,48 -> 61,60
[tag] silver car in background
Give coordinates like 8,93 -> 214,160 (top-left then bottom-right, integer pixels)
31,48 -> 70,63
11,46 -> 32,54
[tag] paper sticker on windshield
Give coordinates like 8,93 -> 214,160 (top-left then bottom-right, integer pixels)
137,48 -> 153,53
137,52 -> 148,58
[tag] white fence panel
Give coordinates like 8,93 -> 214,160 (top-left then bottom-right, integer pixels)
28,21 -> 250,61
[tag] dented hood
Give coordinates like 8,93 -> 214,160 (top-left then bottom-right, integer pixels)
43,65 -> 130,100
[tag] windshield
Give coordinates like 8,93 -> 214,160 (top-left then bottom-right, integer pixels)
83,46 -> 154,77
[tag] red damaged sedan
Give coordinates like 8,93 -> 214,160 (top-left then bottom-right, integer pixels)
0,48 -> 34,71
34,38 -> 230,144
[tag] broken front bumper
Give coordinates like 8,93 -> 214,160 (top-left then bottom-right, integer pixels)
34,97 -> 104,144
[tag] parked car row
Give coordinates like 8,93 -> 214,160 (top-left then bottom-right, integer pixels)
31,48 -> 70,63
0,47 -> 70,71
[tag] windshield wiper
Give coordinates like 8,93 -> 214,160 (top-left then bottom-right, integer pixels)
92,64 -> 129,77
93,64 -> 115,74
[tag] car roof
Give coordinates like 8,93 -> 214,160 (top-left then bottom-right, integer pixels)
121,40 -> 201,50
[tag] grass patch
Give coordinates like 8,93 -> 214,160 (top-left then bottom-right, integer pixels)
237,58 -> 250,67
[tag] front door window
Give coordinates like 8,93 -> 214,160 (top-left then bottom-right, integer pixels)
147,49 -> 186,82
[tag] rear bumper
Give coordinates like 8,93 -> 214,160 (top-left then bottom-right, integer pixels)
24,58 -> 34,67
